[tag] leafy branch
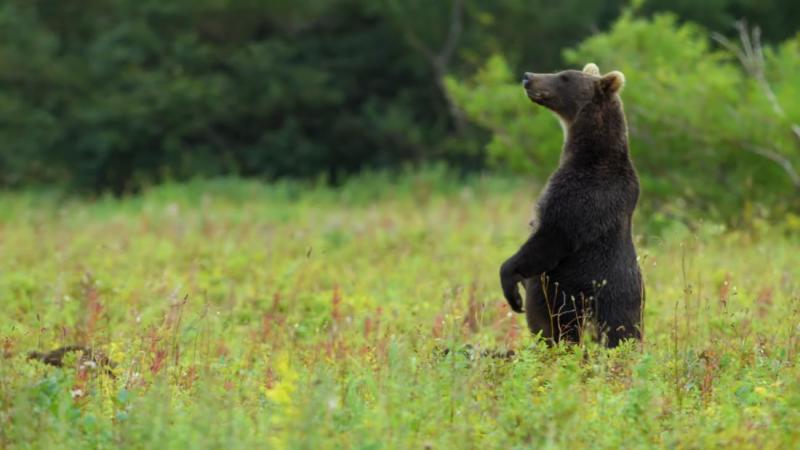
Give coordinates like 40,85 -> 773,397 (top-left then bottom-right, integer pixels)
712,21 -> 800,189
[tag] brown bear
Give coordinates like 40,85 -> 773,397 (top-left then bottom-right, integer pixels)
499,63 -> 643,348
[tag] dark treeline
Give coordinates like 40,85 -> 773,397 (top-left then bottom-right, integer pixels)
1,0 -> 797,193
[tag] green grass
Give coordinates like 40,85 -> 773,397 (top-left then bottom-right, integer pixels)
1,173 -> 799,449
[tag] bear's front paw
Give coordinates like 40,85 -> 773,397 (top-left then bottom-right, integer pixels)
500,262 -> 524,313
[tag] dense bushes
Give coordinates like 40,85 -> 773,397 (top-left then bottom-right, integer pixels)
0,0 -> 625,192
0,0 -> 799,223
448,13 -> 800,222
0,1 -> 458,191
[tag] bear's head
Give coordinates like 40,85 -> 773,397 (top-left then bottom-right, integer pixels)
521,63 -> 625,123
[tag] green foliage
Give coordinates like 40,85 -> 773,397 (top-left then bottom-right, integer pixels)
1,0 -> 800,223
1,178 -> 799,448
457,0 -> 625,71
0,0 -> 633,192
445,56 -> 564,178
643,0 -> 800,43
0,0 -> 463,192
449,13 -> 800,222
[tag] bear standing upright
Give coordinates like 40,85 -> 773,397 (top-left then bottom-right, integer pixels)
499,63 -> 643,347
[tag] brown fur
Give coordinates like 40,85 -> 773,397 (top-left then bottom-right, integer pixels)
501,64 -> 643,347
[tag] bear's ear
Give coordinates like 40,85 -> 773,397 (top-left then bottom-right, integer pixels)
582,63 -> 600,76
599,71 -> 625,94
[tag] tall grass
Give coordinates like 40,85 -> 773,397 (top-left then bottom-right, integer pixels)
1,173 -> 799,448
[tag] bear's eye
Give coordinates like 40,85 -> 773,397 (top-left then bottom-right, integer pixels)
559,74 -> 570,82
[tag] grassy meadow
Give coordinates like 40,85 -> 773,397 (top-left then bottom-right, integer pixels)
1,173 -> 799,449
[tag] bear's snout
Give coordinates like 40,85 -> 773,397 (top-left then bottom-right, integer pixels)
522,72 -> 534,88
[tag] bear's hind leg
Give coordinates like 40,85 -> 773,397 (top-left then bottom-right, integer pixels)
524,278 -> 556,344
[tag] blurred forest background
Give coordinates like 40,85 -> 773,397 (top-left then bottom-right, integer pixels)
2,0 -> 800,224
